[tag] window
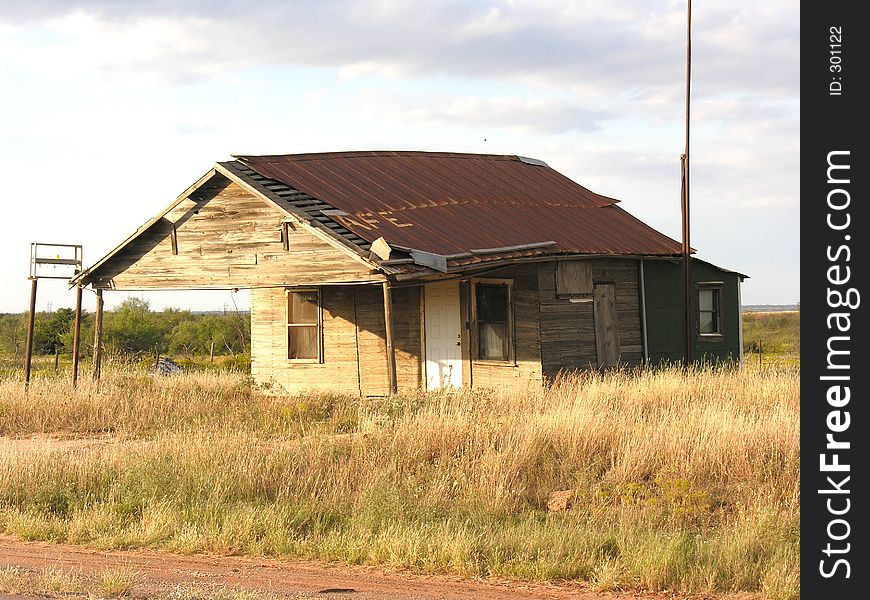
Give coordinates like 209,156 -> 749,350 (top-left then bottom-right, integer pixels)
287,289 -> 321,361
474,281 -> 513,362
698,286 -> 722,336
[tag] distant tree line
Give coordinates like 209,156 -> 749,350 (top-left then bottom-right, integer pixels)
0,298 -> 250,359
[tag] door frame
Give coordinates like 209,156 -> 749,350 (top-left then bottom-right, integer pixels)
593,281 -> 620,368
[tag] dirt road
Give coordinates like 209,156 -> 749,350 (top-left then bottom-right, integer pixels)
0,536 -> 753,600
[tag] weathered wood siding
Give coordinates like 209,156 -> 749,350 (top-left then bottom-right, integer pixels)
92,174 -> 375,290
595,259 -> 644,365
251,286 -> 360,395
355,286 -> 422,396
391,286 -> 424,393
469,265 -> 543,389
251,259 -> 644,394
250,284 -> 421,395
539,258 -> 643,379
539,261 -> 595,375
355,286 -> 389,396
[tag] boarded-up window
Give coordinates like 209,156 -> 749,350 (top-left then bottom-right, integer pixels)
287,289 -> 321,361
556,261 -> 592,296
698,286 -> 723,335
474,281 -> 513,362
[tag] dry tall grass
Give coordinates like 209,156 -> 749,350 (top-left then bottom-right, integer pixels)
0,366 -> 799,599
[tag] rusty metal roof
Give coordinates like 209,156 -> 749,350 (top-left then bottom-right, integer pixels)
233,151 -> 682,263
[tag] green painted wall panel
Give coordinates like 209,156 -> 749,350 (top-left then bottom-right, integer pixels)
642,259 -> 743,365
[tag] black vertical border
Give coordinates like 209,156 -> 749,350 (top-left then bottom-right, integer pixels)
802,3 -> 868,597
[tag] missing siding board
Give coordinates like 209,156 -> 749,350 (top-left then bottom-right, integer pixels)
556,261 -> 592,296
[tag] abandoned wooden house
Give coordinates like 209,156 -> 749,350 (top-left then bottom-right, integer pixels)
72,151 -> 746,394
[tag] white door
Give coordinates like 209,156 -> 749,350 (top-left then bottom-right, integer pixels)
424,281 -> 463,389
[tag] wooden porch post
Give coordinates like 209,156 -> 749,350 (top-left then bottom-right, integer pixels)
92,288 -> 104,382
71,284 -> 83,388
23,277 -> 38,388
382,281 -> 398,395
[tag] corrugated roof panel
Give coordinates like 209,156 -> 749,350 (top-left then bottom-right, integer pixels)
234,151 -> 682,259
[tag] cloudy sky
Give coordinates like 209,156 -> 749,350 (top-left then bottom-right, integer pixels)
0,0 -> 799,313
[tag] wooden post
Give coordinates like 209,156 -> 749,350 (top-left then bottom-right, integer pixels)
71,284 -> 83,388
23,277 -> 38,388
209,341 -> 215,362
54,347 -> 59,372
92,289 -> 104,382
170,224 -> 178,255
382,281 -> 398,395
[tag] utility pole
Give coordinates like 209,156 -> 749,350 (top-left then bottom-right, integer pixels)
681,0 -> 693,368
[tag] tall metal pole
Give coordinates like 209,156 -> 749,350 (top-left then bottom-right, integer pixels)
681,0 -> 693,368
23,278 -> 38,388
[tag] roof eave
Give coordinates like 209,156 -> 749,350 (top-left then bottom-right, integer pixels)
215,162 -> 390,275
70,167 -> 218,288
389,251 -> 686,281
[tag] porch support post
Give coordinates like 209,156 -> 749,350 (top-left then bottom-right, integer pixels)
24,277 -> 38,389
382,281 -> 398,395
92,288 -> 104,382
71,284 -> 83,389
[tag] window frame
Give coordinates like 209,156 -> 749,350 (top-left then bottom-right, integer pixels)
285,288 -> 323,363
697,282 -> 724,341
470,278 -> 516,365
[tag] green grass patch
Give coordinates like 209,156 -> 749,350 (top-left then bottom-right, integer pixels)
743,311 -> 800,368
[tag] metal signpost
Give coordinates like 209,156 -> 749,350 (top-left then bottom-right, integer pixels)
24,243 -> 83,388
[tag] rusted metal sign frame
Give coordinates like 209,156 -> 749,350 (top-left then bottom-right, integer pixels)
24,242 -> 84,390
29,242 -> 83,280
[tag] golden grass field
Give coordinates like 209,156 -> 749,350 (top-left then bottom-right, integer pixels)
0,365 -> 799,599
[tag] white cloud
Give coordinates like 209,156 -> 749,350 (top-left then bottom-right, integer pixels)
1,1 -> 798,96
359,91 -> 611,134
0,0 -> 800,309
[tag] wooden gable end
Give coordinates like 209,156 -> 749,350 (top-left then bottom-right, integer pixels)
88,173 -> 378,290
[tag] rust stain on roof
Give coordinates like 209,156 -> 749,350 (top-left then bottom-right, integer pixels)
234,151 -> 682,259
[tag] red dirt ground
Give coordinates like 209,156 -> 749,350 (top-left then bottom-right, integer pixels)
0,536 -> 761,600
